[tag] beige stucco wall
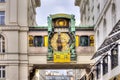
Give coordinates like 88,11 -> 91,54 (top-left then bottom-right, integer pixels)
0,0 -> 40,80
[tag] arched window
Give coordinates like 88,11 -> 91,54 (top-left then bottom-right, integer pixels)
0,34 -> 5,53
112,3 -> 116,26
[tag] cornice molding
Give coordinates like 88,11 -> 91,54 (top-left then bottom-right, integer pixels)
0,25 -> 29,31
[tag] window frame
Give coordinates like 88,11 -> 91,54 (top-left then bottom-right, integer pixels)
96,62 -> 101,79
0,11 -> 5,25
103,55 -> 108,75
111,45 -> 118,69
79,35 -> 94,47
79,35 -> 89,46
0,66 -> 5,79
0,0 -> 5,3
33,36 -> 44,47
112,3 -> 116,26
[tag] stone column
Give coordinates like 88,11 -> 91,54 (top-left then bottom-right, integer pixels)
108,51 -> 111,79
19,64 -> 28,80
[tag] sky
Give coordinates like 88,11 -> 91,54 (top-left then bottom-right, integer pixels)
36,0 -> 80,26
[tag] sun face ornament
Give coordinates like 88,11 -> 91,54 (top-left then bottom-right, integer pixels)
50,33 -> 70,51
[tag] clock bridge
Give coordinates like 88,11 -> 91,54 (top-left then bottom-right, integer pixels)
28,13 -> 95,79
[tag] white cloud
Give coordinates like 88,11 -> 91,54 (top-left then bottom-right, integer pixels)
36,0 -> 80,26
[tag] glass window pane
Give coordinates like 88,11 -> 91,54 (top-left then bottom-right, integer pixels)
111,45 -> 118,69
34,36 -> 43,47
103,56 -> 108,75
3,70 -> 5,78
0,0 -> 5,2
39,36 -> 43,46
0,11 -> 4,15
1,16 -> 5,25
80,36 -> 89,46
0,11 -> 5,25
34,37 -> 38,46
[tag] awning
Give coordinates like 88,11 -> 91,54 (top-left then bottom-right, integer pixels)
91,43 -> 116,59
91,20 -> 120,59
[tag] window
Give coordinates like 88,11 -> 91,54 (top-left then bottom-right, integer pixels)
92,16 -> 94,24
34,36 -> 43,47
103,18 -> 107,38
112,3 -> 116,26
80,36 -> 89,46
29,35 -> 45,47
111,45 -> 118,69
0,66 -> 5,79
97,30 -> 99,47
0,0 -> 5,2
0,34 -> 5,53
79,35 -> 94,46
96,63 -> 101,79
0,11 -> 5,25
103,56 -> 108,75
97,4 -> 100,16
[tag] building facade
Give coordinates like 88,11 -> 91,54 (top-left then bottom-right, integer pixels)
0,0 -> 40,80
0,0 -> 96,80
75,0 -> 120,80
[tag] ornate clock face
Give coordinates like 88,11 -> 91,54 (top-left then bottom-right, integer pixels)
50,33 -> 70,51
